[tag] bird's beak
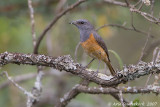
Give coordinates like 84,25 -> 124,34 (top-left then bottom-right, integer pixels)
69,21 -> 76,25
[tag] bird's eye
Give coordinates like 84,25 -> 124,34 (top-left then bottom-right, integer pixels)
79,21 -> 84,24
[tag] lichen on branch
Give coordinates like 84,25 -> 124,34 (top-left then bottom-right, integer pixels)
0,52 -> 160,87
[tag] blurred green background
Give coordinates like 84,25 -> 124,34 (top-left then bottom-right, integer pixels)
0,0 -> 160,107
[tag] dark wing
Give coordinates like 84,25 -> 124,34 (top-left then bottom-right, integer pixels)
93,31 -> 110,62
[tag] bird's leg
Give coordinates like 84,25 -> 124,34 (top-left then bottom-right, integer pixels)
96,60 -> 101,74
85,58 -> 95,68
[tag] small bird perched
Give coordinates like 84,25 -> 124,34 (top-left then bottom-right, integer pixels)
70,19 -> 116,76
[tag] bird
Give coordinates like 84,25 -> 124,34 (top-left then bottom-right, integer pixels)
70,19 -> 116,76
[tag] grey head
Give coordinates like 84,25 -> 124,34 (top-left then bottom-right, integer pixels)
70,19 -> 95,42
70,19 -> 94,30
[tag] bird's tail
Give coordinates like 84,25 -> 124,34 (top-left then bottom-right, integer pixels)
105,61 -> 116,76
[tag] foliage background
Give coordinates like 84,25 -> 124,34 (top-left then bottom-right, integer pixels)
0,0 -> 160,107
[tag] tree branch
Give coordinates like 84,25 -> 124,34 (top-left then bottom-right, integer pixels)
56,80 -> 89,107
77,85 -> 160,95
104,0 -> 160,25
56,79 -> 130,107
0,52 -> 160,87
130,8 -> 160,25
103,0 -> 127,7
96,23 -> 154,38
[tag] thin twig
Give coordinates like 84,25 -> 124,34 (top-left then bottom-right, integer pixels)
138,2 -> 144,10
96,23 -> 154,38
130,8 -> 160,25
134,0 -> 142,7
0,71 -> 57,89
104,0 -> 160,25
145,74 -> 152,86
1,71 -> 35,107
103,0 -> 128,7
142,39 -> 160,60
139,28 -> 151,61
119,90 -> 125,107
33,0 -> 87,54
1,71 -> 32,96
139,0 -> 155,62
27,70 -> 44,107
27,0 -> 36,47
130,12 -> 136,30
145,47 -> 159,86
0,73 -> 37,89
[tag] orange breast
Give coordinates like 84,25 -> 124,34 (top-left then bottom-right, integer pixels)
81,33 -> 107,61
